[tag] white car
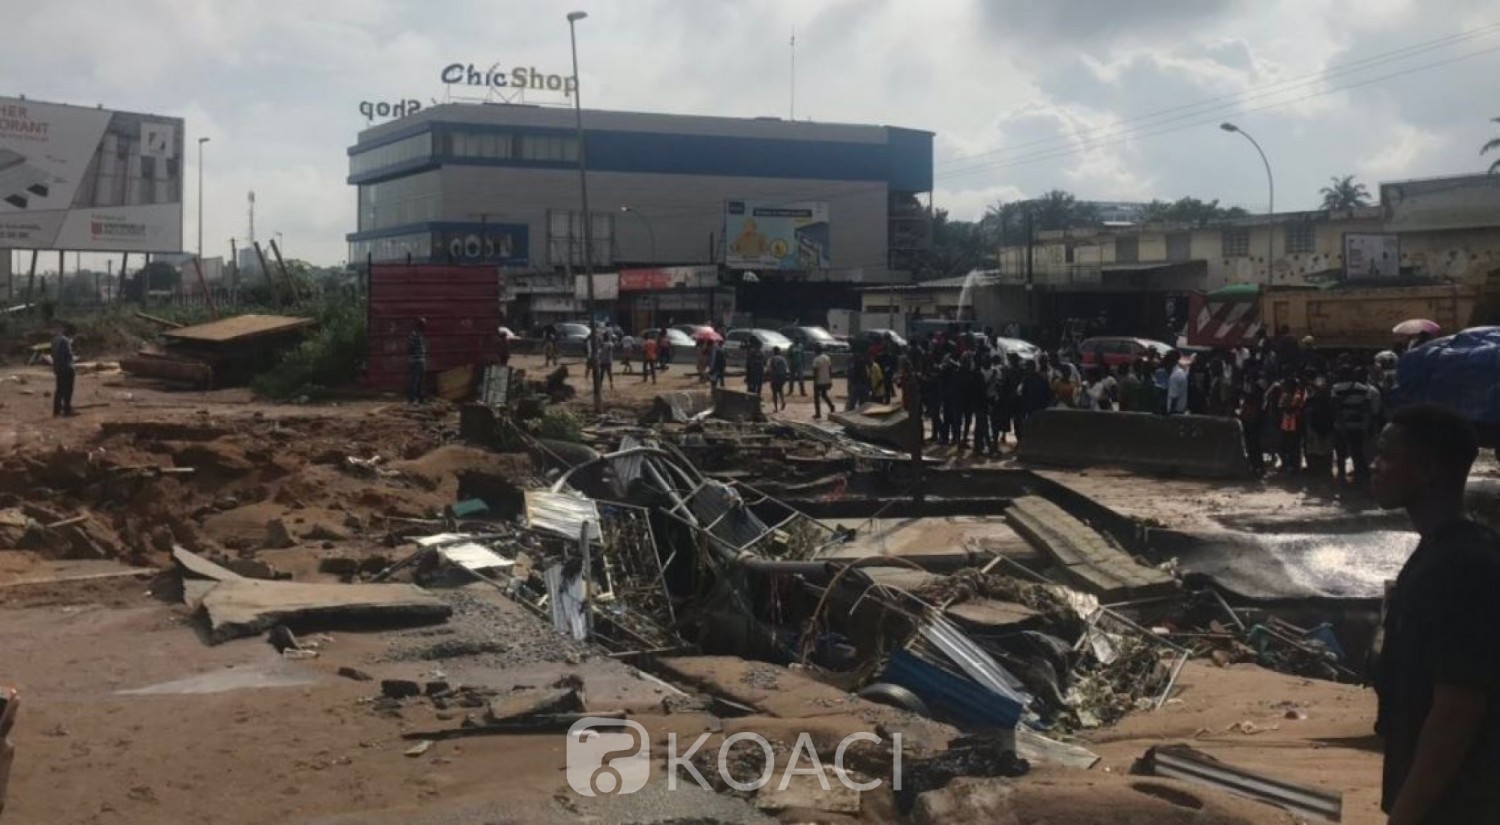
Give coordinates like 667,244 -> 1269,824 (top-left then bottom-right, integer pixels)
723,328 -> 794,367
993,336 -> 1041,363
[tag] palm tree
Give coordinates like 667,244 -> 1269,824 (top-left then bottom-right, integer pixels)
1319,175 -> 1371,210
1484,117 -> 1500,173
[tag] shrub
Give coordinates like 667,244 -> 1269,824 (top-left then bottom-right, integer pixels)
251,300 -> 367,399
533,407 -> 583,442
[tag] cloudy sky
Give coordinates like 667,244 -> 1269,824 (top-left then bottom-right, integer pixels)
6,0 -> 1500,267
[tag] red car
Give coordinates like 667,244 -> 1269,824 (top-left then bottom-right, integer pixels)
1078,337 -> 1175,368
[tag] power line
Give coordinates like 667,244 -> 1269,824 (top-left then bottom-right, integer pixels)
935,40 -> 1500,182
935,21 -> 1500,171
578,35 -> 1500,229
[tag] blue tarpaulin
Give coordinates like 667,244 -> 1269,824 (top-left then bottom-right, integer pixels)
1395,327 -> 1500,425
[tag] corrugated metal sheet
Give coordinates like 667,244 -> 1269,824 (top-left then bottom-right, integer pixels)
525,490 -> 603,542
1144,744 -> 1342,822
882,649 -> 1024,730
438,542 -> 513,571
545,563 -> 589,641
366,264 -> 502,391
918,612 -> 1032,704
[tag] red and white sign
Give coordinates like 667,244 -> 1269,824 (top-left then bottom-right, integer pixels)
618,266 -> 718,292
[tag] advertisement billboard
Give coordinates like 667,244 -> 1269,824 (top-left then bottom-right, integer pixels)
724,201 -> 829,271
0,97 -> 184,252
1343,232 -> 1400,279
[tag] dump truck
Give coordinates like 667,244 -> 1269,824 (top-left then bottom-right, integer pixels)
1186,278 -> 1496,351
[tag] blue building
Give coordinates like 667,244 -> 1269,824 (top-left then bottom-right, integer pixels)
347,104 -> 932,285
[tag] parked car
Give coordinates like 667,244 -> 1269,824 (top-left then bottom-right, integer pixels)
723,328 -> 795,367
552,322 -> 593,356
641,328 -> 696,350
993,336 -> 1041,363
1078,336 -> 1174,368
778,325 -> 850,353
671,323 -> 718,340
848,328 -> 908,355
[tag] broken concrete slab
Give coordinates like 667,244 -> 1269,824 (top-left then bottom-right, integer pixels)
171,545 -> 245,582
486,687 -> 582,723
199,579 -> 451,643
946,599 -> 1042,630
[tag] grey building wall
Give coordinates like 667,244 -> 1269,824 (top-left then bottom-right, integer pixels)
437,166 -> 893,281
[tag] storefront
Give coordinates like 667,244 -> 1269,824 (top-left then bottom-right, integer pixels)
617,266 -> 734,332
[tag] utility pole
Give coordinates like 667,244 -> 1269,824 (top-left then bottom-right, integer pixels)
568,10 -> 602,413
1025,205 -> 1036,332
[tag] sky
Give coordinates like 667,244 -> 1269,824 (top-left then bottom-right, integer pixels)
5,0 -> 1500,268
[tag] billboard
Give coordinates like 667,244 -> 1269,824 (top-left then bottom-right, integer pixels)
1343,232 -> 1400,279
724,201 -> 830,271
0,97 -> 184,252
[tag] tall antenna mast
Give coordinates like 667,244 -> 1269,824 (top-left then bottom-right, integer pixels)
789,28 -> 796,120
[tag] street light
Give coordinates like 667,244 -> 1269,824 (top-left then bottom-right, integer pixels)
197,137 -> 210,261
1220,122 -> 1274,284
619,206 -> 657,262
567,10 -> 601,413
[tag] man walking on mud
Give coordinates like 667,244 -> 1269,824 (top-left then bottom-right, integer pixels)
52,321 -> 77,417
406,318 -> 428,404
1371,404 -> 1500,824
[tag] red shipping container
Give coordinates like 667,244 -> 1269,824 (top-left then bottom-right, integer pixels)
365,264 -> 503,392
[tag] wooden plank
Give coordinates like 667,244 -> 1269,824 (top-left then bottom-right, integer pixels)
161,314 -> 313,344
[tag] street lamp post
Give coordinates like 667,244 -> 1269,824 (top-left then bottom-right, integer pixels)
619,206 -> 657,261
197,137 -> 210,262
567,10 -> 601,413
1220,122 -> 1274,285
621,205 -> 659,329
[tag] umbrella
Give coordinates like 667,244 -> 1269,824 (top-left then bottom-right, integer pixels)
693,328 -> 724,343
1392,319 -> 1441,337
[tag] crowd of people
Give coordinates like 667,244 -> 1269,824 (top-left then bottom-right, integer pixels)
434,317 -> 1418,487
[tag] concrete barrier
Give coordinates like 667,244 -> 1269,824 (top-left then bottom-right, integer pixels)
1017,410 -> 1250,479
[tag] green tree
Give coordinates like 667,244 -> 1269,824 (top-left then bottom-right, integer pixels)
1319,175 -> 1371,210
1140,197 -> 1248,226
979,190 -> 1101,247
917,209 -> 988,280
1484,117 -> 1500,173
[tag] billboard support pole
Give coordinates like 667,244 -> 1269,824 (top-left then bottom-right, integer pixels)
191,257 -> 218,318
252,241 -> 276,303
25,251 -> 37,301
269,239 -> 298,304
118,253 -> 128,303
57,250 -> 65,307
229,239 -> 238,300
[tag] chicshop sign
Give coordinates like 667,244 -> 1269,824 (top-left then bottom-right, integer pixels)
441,63 -> 577,97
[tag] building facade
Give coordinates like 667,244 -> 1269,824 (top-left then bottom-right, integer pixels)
346,103 -> 933,328
983,173 -> 1500,337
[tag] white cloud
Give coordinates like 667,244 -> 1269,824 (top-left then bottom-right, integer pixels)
5,0 -> 1499,268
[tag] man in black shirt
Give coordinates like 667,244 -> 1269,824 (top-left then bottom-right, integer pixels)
1372,403 -> 1500,824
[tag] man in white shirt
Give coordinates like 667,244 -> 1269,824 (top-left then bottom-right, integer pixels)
1165,351 -> 1189,415
811,346 -> 834,419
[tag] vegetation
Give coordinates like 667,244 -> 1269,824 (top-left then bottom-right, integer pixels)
533,407 -> 583,442
250,298 -> 367,400
916,209 -> 989,280
1319,175 -> 1372,210
1138,197 -> 1249,225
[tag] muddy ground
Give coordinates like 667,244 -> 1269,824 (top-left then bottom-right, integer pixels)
0,354 -> 1393,823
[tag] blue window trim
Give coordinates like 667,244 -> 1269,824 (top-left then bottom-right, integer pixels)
347,221 -> 531,265
349,121 -> 933,189
346,220 -> 529,242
